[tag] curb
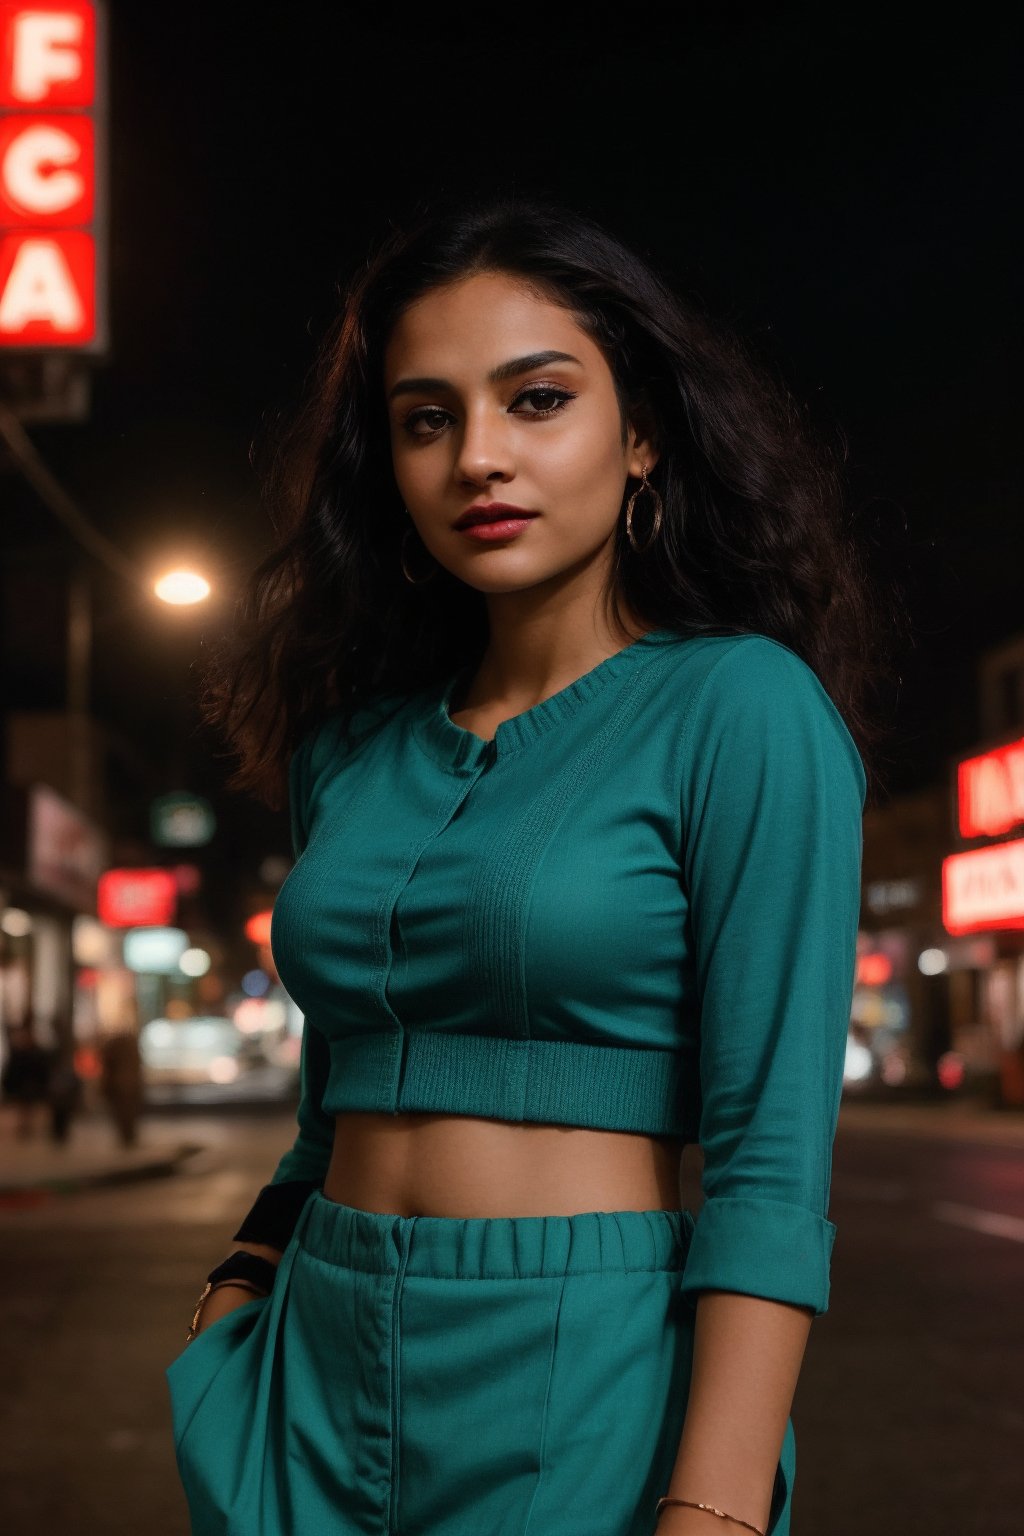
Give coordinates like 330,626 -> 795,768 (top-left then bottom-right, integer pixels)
0,1142 -> 206,1206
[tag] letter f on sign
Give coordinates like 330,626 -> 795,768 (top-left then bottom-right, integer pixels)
12,12 -> 85,103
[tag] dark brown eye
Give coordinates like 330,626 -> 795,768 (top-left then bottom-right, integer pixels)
511,387 -> 576,416
404,407 -> 450,437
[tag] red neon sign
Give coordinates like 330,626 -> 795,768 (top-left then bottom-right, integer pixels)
942,838 -> 1024,935
958,736 -> 1024,839
0,1 -> 104,350
97,868 -> 178,928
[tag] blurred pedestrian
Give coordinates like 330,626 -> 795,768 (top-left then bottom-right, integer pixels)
98,1027 -> 143,1148
0,1022 -> 52,1140
47,1043 -> 82,1144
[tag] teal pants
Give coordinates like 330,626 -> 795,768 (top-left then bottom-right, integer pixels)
167,1192 -> 795,1535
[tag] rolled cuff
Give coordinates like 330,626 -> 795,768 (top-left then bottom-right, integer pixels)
680,1195 -> 837,1316
233,1179 -> 320,1252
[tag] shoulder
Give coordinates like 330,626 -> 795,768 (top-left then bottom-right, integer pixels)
291,690 -> 410,799
692,632 -> 838,712
667,631 -> 867,808
285,690 -> 411,856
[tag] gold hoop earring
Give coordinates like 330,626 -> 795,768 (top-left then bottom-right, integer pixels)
625,465 -> 664,555
400,523 -> 439,585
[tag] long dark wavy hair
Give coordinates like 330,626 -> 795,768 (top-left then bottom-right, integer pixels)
199,194 -> 908,814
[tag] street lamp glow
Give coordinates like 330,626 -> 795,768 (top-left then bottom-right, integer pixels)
179,947 -> 211,978
154,570 -> 211,606
918,947 -> 948,976
1,907 -> 31,937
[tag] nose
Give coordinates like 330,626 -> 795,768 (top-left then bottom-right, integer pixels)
453,402 -> 515,487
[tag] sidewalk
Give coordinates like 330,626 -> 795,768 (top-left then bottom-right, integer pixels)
0,1110 -> 204,1202
838,1093 -> 1024,1149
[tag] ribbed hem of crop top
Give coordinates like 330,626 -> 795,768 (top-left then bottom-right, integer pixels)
233,629 -> 867,1317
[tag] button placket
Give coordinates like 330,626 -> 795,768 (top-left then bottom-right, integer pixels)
382,753 -> 493,1113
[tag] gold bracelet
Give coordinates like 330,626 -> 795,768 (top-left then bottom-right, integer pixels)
185,1278 -> 268,1343
655,1496 -> 766,1535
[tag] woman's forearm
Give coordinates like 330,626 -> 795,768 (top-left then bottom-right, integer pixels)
657,1290 -> 814,1535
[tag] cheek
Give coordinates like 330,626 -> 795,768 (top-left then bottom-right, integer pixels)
391,439 -> 439,501
539,404 -> 625,499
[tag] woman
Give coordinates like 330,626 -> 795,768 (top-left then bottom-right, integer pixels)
171,196 -> 898,1536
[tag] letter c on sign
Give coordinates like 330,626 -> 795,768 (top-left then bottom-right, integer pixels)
2,124 -> 84,215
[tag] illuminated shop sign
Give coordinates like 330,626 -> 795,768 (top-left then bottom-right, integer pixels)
97,867 -> 178,928
123,926 -> 188,976
942,838 -> 1024,935
957,735 -> 1024,839
150,792 -> 216,849
0,1 -> 106,349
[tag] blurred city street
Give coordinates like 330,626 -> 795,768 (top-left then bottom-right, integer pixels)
1,1100 -> 1022,1536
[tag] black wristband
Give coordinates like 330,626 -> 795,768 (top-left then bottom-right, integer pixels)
206,1251 -> 279,1293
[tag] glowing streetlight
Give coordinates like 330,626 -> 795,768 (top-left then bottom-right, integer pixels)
154,569 -> 212,606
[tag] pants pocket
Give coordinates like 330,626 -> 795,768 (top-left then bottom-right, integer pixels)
166,1296 -> 270,1454
165,1200 -> 317,1536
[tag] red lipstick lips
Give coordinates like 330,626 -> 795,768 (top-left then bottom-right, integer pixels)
454,503 -> 538,529
453,504 -> 540,543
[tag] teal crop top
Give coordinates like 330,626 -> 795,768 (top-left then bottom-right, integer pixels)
234,627 -> 866,1316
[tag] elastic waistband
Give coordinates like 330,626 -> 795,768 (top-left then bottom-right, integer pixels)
301,1191 -> 695,1280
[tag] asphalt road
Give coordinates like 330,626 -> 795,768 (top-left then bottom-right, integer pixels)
0,1110 -> 1020,1535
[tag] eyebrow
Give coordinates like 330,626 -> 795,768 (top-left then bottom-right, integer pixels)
387,350 -> 583,402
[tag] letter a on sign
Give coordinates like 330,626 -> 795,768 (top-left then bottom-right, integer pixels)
0,234 -> 83,328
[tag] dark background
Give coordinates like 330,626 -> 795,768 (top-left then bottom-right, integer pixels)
5,1 -> 1020,867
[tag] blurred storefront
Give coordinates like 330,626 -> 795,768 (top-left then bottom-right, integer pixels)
939,630 -> 1024,1107
0,779 -> 112,1074
854,782 -> 963,1095
852,631 -> 1024,1107
0,706 -> 153,1093
0,707 -> 296,1116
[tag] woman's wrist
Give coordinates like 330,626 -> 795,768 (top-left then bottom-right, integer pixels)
656,1514 -> 759,1536
655,1501 -> 767,1536
185,1247 -> 283,1342
206,1250 -> 279,1294
189,1281 -> 264,1338
229,1239 -> 285,1265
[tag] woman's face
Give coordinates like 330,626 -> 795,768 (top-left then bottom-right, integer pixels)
383,270 -> 657,602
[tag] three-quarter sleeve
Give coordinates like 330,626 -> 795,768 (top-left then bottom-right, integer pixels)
677,636 -> 866,1317
232,721 -> 336,1251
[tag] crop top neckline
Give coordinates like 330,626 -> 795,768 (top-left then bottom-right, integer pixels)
412,625 -> 687,769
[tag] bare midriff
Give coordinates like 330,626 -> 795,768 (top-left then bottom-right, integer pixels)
323,1112 -> 686,1219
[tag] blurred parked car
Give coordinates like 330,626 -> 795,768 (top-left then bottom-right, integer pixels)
139,1015 -> 298,1106
140,1016 -> 249,1086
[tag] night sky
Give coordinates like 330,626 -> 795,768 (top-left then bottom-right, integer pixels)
4,4 -> 1020,905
